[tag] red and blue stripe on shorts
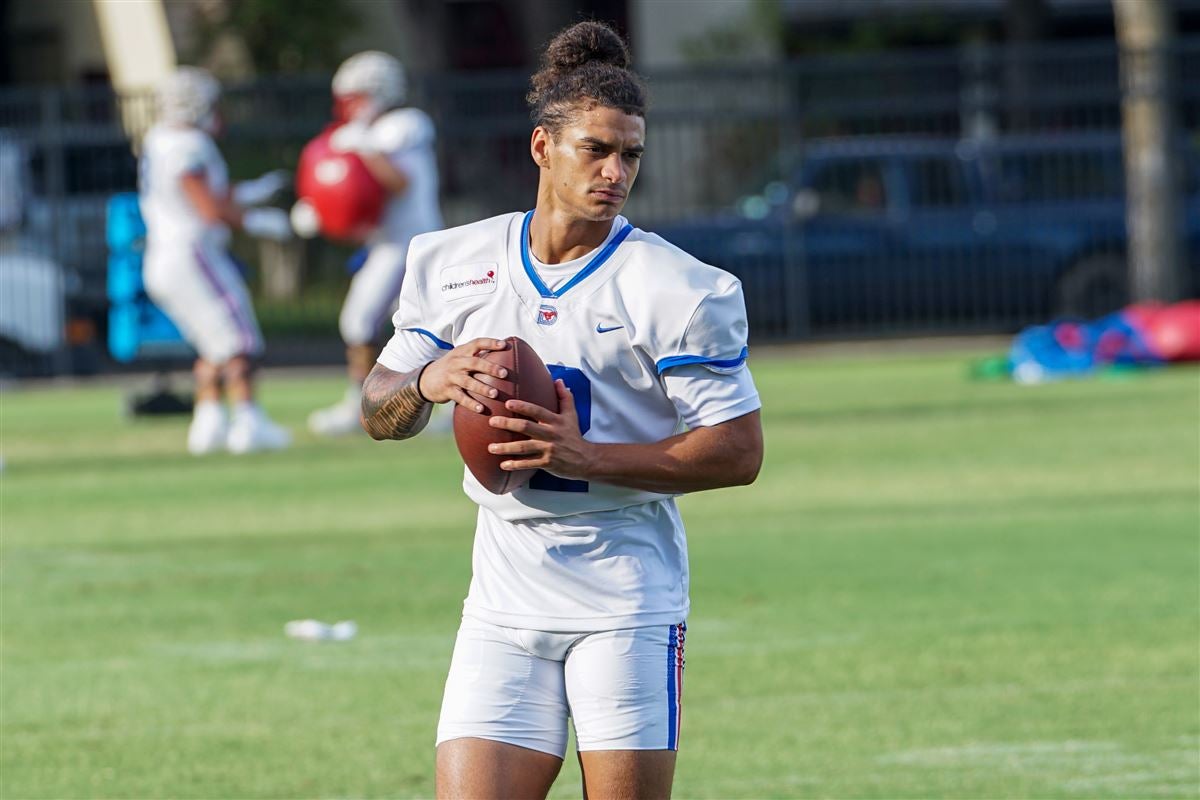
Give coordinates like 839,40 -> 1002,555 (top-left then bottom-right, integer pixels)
193,243 -> 258,355
666,622 -> 686,750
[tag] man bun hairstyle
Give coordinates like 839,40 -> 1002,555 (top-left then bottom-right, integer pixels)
527,21 -> 647,135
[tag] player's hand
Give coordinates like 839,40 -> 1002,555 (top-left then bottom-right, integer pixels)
489,380 -> 593,480
418,338 -> 510,411
289,199 -> 320,238
329,122 -> 375,154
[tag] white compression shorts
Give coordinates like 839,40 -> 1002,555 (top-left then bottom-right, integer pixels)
436,617 -> 687,758
143,239 -> 264,364
339,241 -> 408,345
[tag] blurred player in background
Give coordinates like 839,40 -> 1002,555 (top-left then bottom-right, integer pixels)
140,67 -> 294,455
359,22 -> 763,799
301,51 -> 445,437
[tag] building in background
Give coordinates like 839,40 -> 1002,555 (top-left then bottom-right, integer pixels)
1,0 -> 624,87
6,0 -> 1200,88
1,0 -> 109,85
2,0 -> 1196,377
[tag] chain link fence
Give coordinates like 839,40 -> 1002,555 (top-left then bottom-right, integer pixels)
1,37 -> 1197,375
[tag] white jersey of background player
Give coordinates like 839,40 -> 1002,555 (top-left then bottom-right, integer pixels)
140,67 -> 294,455
303,51 -> 444,437
361,21 -> 764,799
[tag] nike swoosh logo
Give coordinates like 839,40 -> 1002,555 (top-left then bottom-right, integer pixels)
595,323 -> 625,334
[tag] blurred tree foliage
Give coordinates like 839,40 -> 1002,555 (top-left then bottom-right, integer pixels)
189,0 -> 362,75
678,0 -> 785,63
679,0 -> 985,63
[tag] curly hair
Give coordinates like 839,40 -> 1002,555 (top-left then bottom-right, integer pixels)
526,21 -> 648,135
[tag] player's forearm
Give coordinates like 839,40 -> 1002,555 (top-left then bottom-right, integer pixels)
359,151 -> 410,194
585,441 -> 755,493
583,412 -> 763,494
208,198 -> 245,228
361,363 -> 432,440
181,174 -> 242,226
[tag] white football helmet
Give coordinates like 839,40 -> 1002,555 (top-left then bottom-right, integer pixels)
332,51 -> 406,116
158,67 -> 221,131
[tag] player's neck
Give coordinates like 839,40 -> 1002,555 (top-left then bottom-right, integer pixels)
527,206 -> 616,265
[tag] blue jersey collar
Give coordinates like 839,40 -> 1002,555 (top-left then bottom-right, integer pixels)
520,210 -> 634,299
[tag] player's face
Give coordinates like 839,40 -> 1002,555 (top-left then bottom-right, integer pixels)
334,93 -> 371,123
536,105 -> 645,222
200,109 -> 224,138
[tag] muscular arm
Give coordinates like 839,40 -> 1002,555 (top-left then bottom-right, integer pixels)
361,337 -> 511,441
359,151 -> 411,195
180,171 -> 243,226
585,410 -> 762,494
493,383 -> 763,494
360,363 -> 432,441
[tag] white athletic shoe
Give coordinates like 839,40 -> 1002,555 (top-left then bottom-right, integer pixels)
307,386 -> 364,437
226,406 -> 292,454
187,402 -> 229,456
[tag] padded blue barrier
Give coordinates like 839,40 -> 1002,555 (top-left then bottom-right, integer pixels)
106,193 -> 192,363
106,192 -> 145,250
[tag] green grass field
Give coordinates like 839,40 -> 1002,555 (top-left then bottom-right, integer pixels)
2,349 -> 1198,799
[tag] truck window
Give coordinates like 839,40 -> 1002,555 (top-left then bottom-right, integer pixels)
809,160 -> 887,214
909,158 -> 967,208
995,150 -> 1124,202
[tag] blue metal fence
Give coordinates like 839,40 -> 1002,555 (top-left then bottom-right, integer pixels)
0,37 -> 1196,374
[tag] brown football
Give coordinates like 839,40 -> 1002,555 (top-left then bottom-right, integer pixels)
453,336 -> 559,494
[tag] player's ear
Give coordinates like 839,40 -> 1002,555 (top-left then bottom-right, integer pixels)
530,126 -> 552,169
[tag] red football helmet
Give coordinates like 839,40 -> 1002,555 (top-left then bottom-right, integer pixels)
294,124 -> 386,242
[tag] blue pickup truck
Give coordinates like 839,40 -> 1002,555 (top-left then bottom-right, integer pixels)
653,133 -> 1200,337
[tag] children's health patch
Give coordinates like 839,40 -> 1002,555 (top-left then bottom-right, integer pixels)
440,263 -> 499,300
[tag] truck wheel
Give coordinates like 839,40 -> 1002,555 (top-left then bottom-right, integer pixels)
1055,254 -> 1128,319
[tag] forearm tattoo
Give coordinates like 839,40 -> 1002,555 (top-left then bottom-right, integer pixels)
361,365 -> 433,440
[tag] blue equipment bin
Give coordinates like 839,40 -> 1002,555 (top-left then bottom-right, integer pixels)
106,193 -> 192,364
106,251 -> 144,303
106,192 -> 146,251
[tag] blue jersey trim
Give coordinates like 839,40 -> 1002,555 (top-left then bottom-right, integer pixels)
655,346 -> 749,375
520,210 -> 634,299
405,328 -> 453,350
666,623 -> 679,750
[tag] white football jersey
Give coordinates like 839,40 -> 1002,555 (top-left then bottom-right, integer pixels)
380,210 -> 758,518
378,211 -> 760,631
139,123 -> 230,250
368,108 -> 443,246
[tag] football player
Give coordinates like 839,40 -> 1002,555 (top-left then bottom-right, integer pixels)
304,51 -> 445,436
139,67 -> 293,455
361,22 -> 763,799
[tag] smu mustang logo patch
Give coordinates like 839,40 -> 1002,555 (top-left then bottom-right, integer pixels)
537,304 -> 559,326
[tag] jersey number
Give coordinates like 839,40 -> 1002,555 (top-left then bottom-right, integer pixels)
529,365 -> 590,493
